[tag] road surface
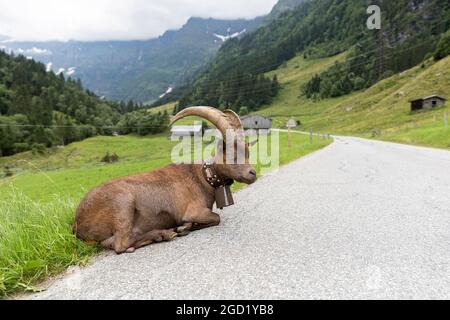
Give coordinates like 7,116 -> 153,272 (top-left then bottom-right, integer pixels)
29,136 -> 450,299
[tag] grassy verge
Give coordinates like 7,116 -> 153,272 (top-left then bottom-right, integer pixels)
0,132 -> 331,297
0,194 -> 99,297
380,121 -> 450,149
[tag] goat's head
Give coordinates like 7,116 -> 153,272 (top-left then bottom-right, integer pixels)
171,106 -> 257,185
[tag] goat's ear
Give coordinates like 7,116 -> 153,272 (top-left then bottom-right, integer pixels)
249,139 -> 259,147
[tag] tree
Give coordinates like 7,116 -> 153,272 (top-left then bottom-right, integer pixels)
76,78 -> 83,90
0,124 -> 16,156
434,30 -> 450,61
353,76 -> 365,91
239,106 -> 249,116
271,75 -> 280,96
10,85 -> 31,115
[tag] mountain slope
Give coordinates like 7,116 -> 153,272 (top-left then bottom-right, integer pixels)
175,0 -> 450,113
258,51 -> 450,148
0,51 -> 169,157
0,51 -> 121,156
2,17 -> 262,103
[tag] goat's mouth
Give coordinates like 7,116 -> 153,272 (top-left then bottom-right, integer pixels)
238,175 -> 258,185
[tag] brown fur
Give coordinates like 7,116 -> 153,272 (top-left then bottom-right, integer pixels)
74,142 -> 257,254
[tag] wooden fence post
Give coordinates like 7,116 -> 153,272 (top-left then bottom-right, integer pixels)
288,126 -> 292,148
310,128 -> 313,144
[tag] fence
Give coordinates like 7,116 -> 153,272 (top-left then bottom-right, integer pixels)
281,127 -> 333,149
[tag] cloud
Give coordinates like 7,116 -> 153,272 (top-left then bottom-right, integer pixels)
0,0 -> 277,42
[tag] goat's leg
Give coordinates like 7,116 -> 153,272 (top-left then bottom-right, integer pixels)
101,236 -> 115,250
111,202 -> 136,254
131,229 -> 178,250
182,207 -> 221,232
176,223 -> 193,236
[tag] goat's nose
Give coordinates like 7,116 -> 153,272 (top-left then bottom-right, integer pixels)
249,169 -> 257,176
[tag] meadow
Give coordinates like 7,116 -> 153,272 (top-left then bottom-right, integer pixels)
259,52 -> 450,149
0,131 -> 330,297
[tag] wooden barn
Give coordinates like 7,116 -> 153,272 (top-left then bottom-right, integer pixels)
240,115 -> 273,136
410,95 -> 447,111
170,125 -> 203,139
240,115 -> 272,130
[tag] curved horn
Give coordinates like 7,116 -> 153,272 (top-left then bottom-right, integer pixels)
223,110 -> 243,130
171,106 -> 235,140
223,109 -> 244,139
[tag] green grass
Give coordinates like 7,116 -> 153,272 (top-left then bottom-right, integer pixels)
0,195 -> 99,297
146,102 -> 176,114
258,52 -> 450,149
0,131 -> 330,297
380,121 -> 450,148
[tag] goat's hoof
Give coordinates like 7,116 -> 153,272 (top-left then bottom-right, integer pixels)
126,247 -> 136,254
176,226 -> 191,237
170,232 -> 178,240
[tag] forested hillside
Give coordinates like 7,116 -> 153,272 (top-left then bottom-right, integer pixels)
174,0 -> 450,113
0,51 -> 168,156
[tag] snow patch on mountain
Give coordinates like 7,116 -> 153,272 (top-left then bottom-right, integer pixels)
55,67 -> 76,76
46,62 -> 53,72
66,67 -> 76,76
213,29 -> 246,42
159,87 -> 173,99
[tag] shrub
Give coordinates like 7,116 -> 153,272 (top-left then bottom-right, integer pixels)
3,166 -> 13,177
31,143 -> 46,155
13,143 -> 30,153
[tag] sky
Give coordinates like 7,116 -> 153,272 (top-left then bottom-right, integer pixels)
0,0 -> 278,42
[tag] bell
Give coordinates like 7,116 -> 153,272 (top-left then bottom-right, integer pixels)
215,185 -> 234,209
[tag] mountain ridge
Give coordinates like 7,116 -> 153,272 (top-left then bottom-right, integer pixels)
266,0 -> 306,20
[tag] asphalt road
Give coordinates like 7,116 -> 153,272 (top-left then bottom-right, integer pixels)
29,136 -> 450,299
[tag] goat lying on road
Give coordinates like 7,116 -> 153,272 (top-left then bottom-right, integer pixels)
73,107 -> 257,254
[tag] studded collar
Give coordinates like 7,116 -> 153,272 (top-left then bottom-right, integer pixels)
202,162 -> 234,189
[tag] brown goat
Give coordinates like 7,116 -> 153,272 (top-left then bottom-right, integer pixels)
74,107 -> 257,254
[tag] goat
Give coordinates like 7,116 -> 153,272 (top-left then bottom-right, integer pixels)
73,107 -> 257,254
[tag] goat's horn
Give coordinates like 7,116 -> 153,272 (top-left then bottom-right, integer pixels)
223,110 -> 244,130
171,106 -> 239,140
223,109 -> 245,140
